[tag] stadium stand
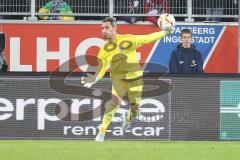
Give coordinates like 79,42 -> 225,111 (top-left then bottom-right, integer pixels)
0,0 -> 238,22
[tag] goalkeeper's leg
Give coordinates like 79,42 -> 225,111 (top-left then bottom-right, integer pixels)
122,78 -> 143,131
95,101 -> 119,142
122,103 -> 140,131
96,81 -> 125,141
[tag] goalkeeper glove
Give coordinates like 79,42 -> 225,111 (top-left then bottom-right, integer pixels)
81,73 -> 99,88
81,80 -> 96,88
162,28 -> 174,35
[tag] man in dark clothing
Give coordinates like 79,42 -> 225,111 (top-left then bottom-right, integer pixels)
0,33 -> 8,72
169,29 -> 204,73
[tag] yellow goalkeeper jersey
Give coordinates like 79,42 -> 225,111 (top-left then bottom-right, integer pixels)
97,32 -> 166,80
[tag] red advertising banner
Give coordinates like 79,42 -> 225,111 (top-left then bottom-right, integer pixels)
2,24 -> 158,72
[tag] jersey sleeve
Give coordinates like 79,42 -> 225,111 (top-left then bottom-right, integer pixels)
96,47 -> 108,79
134,31 -> 167,47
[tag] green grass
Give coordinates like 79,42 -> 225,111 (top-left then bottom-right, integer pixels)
0,140 -> 240,160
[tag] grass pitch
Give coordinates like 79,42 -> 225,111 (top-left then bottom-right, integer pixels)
0,140 -> 240,160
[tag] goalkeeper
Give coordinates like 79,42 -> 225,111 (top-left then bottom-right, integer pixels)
81,17 -> 173,142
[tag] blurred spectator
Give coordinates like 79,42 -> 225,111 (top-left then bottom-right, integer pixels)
234,0 -> 238,6
233,0 -> 239,21
169,29 -> 204,73
224,0 -> 238,22
119,0 -> 142,24
206,0 -> 225,22
144,0 -> 169,26
0,33 -> 8,72
38,0 -> 74,20
233,0 -> 238,14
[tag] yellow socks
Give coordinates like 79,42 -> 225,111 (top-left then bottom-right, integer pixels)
99,103 -> 118,135
127,108 -> 138,122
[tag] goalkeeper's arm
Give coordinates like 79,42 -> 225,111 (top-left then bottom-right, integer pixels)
81,59 -> 107,88
134,27 -> 174,47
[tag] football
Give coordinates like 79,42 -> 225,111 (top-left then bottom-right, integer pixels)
158,13 -> 176,31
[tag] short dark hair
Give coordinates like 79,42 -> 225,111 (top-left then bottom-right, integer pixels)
102,17 -> 117,27
181,29 -> 192,37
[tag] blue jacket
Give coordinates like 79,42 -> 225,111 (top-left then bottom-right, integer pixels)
169,44 -> 204,73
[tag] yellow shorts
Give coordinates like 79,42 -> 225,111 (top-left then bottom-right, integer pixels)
112,78 -> 143,105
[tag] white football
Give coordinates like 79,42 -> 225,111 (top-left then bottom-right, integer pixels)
158,13 -> 175,31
